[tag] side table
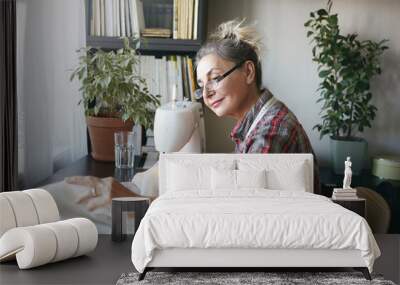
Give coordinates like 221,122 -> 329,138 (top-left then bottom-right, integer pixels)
331,197 -> 366,218
112,197 -> 150,242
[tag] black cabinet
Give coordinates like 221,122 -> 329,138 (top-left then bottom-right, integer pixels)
332,198 -> 366,218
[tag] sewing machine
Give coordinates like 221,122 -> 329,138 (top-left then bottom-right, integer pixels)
131,100 -> 206,197
154,100 -> 206,153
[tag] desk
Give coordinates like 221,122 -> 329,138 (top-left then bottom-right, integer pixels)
38,154 -> 146,186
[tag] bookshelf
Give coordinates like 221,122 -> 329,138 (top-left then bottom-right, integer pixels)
83,0 -> 207,161
85,0 -> 208,56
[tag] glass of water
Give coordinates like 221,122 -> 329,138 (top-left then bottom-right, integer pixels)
114,131 -> 135,169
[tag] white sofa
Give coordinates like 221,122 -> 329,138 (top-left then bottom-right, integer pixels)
0,189 -> 98,269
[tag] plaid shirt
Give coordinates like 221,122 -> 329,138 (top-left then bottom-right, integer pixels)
231,89 -> 320,193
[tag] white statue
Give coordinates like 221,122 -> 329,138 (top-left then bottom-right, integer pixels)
343,157 -> 353,189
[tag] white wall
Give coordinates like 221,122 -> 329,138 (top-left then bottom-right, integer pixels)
206,0 -> 400,166
17,0 -> 87,187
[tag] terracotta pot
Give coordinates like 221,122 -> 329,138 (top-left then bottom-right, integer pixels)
86,116 -> 134,161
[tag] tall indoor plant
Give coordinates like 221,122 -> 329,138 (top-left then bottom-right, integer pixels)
70,37 -> 160,161
305,1 -> 388,174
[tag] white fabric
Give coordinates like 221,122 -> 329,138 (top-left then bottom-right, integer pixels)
131,190 -> 380,273
1,191 -> 39,227
64,218 -> 98,257
0,189 -> 98,269
131,163 -> 159,197
0,196 -> 17,237
211,169 -> 267,190
236,169 -> 267,189
165,159 -> 235,192
0,218 -> 97,269
42,221 -> 79,262
0,226 -> 57,268
237,158 -> 311,192
148,248 -> 365,268
23,189 -> 60,223
0,190 -> 59,236
211,168 -> 236,190
159,153 -> 313,195
16,0 -> 87,188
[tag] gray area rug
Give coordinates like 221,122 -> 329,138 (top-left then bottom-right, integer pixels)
116,271 -> 396,285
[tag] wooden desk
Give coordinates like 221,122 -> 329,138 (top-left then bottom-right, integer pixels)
37,154 -> 146,186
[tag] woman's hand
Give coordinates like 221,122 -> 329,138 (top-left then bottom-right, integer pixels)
64,176 -> 138,211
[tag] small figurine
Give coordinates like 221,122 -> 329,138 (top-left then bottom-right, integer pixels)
343,157 -> 353,189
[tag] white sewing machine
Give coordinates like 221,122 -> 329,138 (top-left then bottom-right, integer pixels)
154,100 -> 206,153
132,100 -> 206,197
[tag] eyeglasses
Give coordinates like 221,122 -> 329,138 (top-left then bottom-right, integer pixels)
195,60 -> 245,99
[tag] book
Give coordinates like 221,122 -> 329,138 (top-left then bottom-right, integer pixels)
333,188 -> 357,193
142,28 -> 172,38
104,0 -> 113,36
93,0 -> 101,36
132,0 -> 145,36
129,0 -> 135,36
333,192 -> 358,197
116,0 -> 121,36
176,56 -> 184,100
100,0 -> 105,36
120,0 -> 126,36
90,0 -> 95,36
181,57 -> 188,100
188,0 -> 194,39
187,57 -> 196,101
125,0 -> 131,36
332,195 -> 359,200
193,0 -> 198,39
173,0 -> 178,39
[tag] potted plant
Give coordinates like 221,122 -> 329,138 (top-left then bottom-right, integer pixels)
305,1 -> 388,175
70,37 -> 160,161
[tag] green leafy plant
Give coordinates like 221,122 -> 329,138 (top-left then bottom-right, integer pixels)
305,1 -> 388,140
70,37 -> 160,129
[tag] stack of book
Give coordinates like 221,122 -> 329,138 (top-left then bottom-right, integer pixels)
90,0 -> 145,37
332,188 -> 358,200
142,28 -> 171,38
138,55 -> 197,105
90,0 -> 200,40
173,0 -> 199,40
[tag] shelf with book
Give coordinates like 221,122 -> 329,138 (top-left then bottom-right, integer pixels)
86,36 -> 203,56
85,0 -> 207,56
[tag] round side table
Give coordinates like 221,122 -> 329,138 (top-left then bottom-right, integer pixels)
111,197 -> 150,242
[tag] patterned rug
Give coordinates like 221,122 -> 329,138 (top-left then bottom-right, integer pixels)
116,271 -> 396,285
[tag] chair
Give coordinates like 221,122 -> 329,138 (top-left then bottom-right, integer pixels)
357,187 -> 391,233
0,189 -> 98,269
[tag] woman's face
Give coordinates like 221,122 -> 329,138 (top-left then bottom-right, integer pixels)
196,53 -> 253,118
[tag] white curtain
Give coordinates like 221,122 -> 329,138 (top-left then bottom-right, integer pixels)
17,0 -> 87,188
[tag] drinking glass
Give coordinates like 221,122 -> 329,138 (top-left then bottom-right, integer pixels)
114,131 -> 135,169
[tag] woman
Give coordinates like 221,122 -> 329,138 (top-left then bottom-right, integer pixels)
196,19 -> 320,193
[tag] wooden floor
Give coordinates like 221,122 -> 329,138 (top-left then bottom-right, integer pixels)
0,235 -> 398,285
